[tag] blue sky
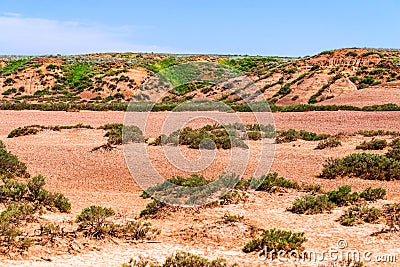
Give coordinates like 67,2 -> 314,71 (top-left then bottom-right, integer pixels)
1,0 -> 399,56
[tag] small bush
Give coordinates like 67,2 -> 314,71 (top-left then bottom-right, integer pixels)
383,203 -> 400,231
7,126 -> 41,138
389,138 -> 400,149
164,252 -> 234,267
254,172 -> 300,192
315,137 -> 342,149
327,186 -> 360,207
243,228 -> 306,254
359,187 -> 386,201
386,149 -> 400,161
287,194 -> 335,215
104,124 -> 146,145
0,147 -> 28,178
76,206 -> 115,238
140,200 -> 165,218
223,213 -> 244,223
339,205 -> 382,226
276,129 -> 330,143
319,153 -> 400,181
356,139 -> 387,150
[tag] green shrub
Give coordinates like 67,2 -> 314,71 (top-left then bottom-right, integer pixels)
390,138 -> 400,149
254,172 -> 300,192
7,126 -> 41,138
359,187 -> 386,201
356,139 -> 387,150
247,131 -> 262,140
357,130 -> 400,137
243,228 -> 306,253
319,153 -> 400,181
339,205 -> 382,226
386,149 -> 400,161
0,147 -> 28,178
346,51 -> 358,57
287,194 -> 335,214
103,124 -> 146,145
383,203 -> 400,231
76,206 -> 115,238
319,50 -> 335,56
276,129 -> 330,143
140,200 -> 165,218
163,252 -> 233,267
219,190 -> 247,205
223,213 -> 244,223
315,137 -> 342,149
327,186 -> 360,207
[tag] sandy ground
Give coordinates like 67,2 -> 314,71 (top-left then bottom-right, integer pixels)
1,110 -> 400,266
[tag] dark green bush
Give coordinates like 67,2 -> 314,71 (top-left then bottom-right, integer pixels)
319,153 -> 400,181
254,172 -> 300,192
389,138 -> 400,149
140,200 -> 166,218
383,203 -> 400,231
0,147 -> 28,178
339,205 -> 382,226
164,252 -> 233,267
359,187 -> 386,201
356,139 -> 387,150
103,124 -> 146,145
76,206 -> 115,238
287,194 -> 335,214
276,129 -> 330,143
327,186 -> 360,207
315,137 -> 342,149
386,149 -> 400,161
243,228 -> 306,253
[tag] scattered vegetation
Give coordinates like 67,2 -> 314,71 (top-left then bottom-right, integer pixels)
339,205 -> 382,226
276,129 -> 330,143
315,137 -> 342,149
122,251 -> 237,267
319,151 -> 400,180
7,124 -> 93,138
76,205 -> 159,239
100,123 -> 146,145
243,228 -> 307,254
356,139 -> 387,150
288,186 -> 386,215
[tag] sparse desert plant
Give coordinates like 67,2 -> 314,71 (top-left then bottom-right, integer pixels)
390,138 -> 400,149
243,228 -> 307,254
276,129 -> 330,143
382,203 -> 400,232
318,153 -> 400,181
223,213 -> 244,223
76,205 -> 115,238
139,200 -> 166,218
356,139 -> 387,150
0,146 -> 28,178
359,187 -> 386,201
103,124 -> 146,145
287,194 -> 335,215
339,205 -> 382,226
219,189 -> 248,205
386,148 -> 400,161
253,172 -> 300,192
315,137 -> 342,149
327,186 -> 360,207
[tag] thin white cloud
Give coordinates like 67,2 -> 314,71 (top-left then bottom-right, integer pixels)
0,15 -> 167,55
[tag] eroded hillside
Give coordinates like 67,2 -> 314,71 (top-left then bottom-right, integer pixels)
1,48 -> 400,108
